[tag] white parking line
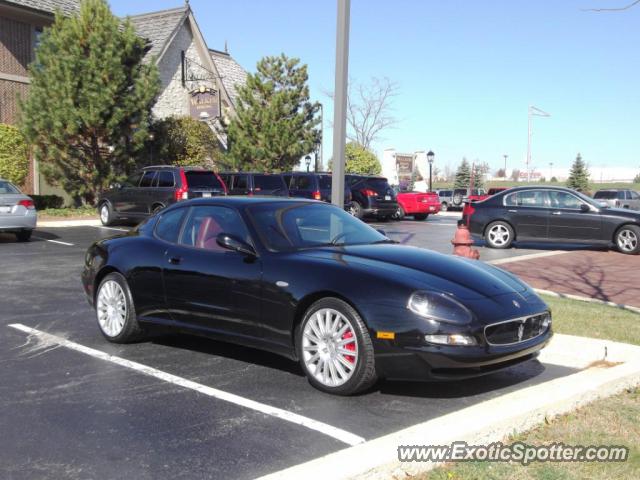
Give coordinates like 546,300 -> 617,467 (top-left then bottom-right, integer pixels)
92,226 -> 130,232
487,250 -> 569,265
7,323 -> 365,447
31,236 -> 74,246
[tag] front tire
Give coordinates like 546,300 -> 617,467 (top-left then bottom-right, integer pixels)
99,202 -> 115,226
95,272 -> 144,343
485,221 -> 514,249
615,225 -> 640,254
296,298 -> 377,395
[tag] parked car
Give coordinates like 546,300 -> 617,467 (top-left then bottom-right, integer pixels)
436,189 -> 454,211
451,188 -> 487,209
593,189 -> 640,211
82,197 -> 552,395
465,186 -> 640,254
346,175 -> 398,220
0,178 -> 37,241
98,165 -> 226,226
394,191 -> 441,220
282,172 -> 352,209
219,172 -> 289,197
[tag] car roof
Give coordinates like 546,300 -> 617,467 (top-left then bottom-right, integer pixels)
167,197 -> 318,208
219,172 -> 285,175
497,185 -> 581,193
142,165 -> 212,171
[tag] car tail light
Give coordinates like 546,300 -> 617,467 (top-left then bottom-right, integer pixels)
312,190 -> 321,200
175,169 -> 189,201
361,188 -> 377,197
18,199 -> 35,209
254,187 -> 262,192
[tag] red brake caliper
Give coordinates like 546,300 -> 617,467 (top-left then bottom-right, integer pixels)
342,330 -> 355,363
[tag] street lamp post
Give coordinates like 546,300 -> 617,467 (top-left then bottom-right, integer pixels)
317,103 -> 323,172
427,150 -> 435,192
305,155 -> 312,172
148,132 -> 155,164
527,105 -> 551,183
503,154 -> 508,176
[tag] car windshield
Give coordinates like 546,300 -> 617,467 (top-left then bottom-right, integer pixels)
0,181 -> 20,194
185,171 -> 224,190
593,191 -> 617,200
248,202 -> 388,251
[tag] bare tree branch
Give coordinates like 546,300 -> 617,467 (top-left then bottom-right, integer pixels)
583,0 -> 640,11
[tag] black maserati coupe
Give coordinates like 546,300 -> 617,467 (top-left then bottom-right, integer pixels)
82,197 -> 552,395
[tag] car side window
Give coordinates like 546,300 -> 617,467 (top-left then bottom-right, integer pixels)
516,190 -> 546,207
282,175 -> 292,188
157,171 -> 175,188
155,208 -> 186,243
180,206 -> 251,251
235,175 -> 248,190
124,172 -> 142,187
548,191 -> 582,209
296,176 -> 313,190
630,191 -> 640,200
504,192 -> 517,206
139,171 -> 156,188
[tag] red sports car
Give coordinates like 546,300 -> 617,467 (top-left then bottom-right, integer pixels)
394,191 -> 441,220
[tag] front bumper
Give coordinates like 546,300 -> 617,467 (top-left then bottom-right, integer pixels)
373,329 -> 552,381
0,210 -> 37,231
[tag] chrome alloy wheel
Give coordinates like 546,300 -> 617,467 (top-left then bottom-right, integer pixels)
617,229 -> 638,253
302,308 -> 358,387
96,280 -> 127,337
488,224 -> 510,247
100,204 -> 109,224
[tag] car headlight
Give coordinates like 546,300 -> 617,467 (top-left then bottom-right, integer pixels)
424,334 -> 477,346
407,291 -> 473,325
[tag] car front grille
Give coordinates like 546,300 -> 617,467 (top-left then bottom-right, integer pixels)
484,312 -> 550,346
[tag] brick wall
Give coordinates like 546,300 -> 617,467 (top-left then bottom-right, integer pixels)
0,79 -> 28,124
0,17 -> 32,77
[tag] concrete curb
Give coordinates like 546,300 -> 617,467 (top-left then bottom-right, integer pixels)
37,218 -> 101,227
257,335 -> 640,480
534,288 -> 640,315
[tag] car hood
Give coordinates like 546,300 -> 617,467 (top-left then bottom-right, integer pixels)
600,207 -> 640,218
302,244 -> 528,300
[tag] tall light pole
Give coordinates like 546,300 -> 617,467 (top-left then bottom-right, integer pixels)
305,155 -> 312,172
549,162 -> 553,181
316,103 -> 323,172
330,0 -> 350,208
427,150 -> 435,192
503,154 -> 508,176
527,105 -> 550,183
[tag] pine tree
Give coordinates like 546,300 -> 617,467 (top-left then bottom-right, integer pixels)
566,153 -> 590,191
471,163 -> 485,190
225,54 -> 320,172
20,0 -> 159,205
453,158 -> 471,188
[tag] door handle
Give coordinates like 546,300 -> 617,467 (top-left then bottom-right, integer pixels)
551,211 -> 562,215
508,209 -> 518,213
168,256 -> 182,265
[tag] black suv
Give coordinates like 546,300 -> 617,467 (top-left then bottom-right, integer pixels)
283,172 -> 352,209
98,166 -> 226,225
345,175 -> 398,220
219,172 -> 289,197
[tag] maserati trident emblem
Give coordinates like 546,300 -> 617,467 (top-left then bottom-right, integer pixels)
512,300 -> 521,308
517,322 -> 525,342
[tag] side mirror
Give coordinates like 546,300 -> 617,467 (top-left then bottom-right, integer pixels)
216,233 -> 256,257
580,203 -> 591,213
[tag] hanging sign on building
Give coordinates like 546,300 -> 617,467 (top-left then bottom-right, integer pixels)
189,86 -> 220,121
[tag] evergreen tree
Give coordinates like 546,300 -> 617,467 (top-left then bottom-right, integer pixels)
453,158 -> 471,188
634,172 -> 640,184
225,54 -> 320,172
471,163 -> 485,189
566,153 -> 590,191
151,117 -> 222,168
20,0 -> 159,205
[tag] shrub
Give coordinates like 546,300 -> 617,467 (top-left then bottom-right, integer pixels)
31,194 -> 64,210
0,124 -> 29,186
150,116 -> 222,168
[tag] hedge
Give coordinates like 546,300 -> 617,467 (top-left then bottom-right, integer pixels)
31,194 -> 64,210
0,124 -> 29,186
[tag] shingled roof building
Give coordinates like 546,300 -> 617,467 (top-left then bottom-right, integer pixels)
0,0 -> 248,194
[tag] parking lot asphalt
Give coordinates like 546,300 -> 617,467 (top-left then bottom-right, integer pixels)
0,219 -> 579,480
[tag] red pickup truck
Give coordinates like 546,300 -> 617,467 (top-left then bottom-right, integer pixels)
394,191 -> 441,220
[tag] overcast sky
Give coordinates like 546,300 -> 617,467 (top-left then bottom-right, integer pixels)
109,0 -> 640,174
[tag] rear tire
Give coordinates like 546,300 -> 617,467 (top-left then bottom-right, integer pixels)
615,224 -> 640,255
393,206 -> 405,221
95,272 -> 145,343
296,297 -> 377,396
16,230 -> 32,242
99,202 -> 115,226
441,202 -> 449,212
485,221 -> 514,249
414,213 -> 428,221
349,201 -> 363,219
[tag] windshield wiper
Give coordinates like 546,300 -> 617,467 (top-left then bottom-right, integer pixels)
371,239 -> 397,244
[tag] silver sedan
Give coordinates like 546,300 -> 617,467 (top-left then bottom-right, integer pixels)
0,179 -> 37,241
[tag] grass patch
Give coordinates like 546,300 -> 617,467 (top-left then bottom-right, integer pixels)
422,388 -> 640,480
541,294 -> 640,346
38,206 -> 96,218
420,296 -> 640,480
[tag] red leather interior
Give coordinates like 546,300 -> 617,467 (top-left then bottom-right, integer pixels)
196,217 -> 224,251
